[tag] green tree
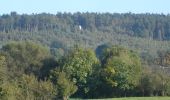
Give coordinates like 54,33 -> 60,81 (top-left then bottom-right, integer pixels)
100,46 -> 142,96
88,64 -> 117,98
50,69 -> 77,100
59,47 -> 99,97
18,74 -> 56,100
0,55 -> 7,83
0,55 -> 8,99
138,66 -> 170,96
1,41 -> 51,76
0,74 -> 56,100
157,50 -> 170,67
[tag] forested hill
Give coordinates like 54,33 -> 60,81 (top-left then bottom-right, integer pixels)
1,12 -> 170,40
1,12 -> 170,99
1,12 -> 170,63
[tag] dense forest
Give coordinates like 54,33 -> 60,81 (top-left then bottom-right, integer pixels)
0,12 -> 170,99
1,12 -> 170,59
1,12 -> 170,40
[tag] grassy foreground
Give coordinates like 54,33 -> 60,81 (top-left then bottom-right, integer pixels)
107,97 -> 170,100
70,97 -> 170,100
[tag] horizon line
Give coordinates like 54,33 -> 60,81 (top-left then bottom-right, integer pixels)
1,11 -> 170,15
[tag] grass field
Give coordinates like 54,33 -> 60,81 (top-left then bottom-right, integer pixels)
70,97 -> 170,100
106,97 -> 170,100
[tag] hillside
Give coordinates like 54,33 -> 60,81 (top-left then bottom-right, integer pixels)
1,12 -> 170,64
1,12 -> 170,41
1,12 -> 170,99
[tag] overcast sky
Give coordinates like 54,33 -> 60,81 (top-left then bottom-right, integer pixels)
1,0 -> 170,14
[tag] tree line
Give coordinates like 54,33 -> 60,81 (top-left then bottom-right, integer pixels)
1,12 -> 170,99
0,41 -> 170,100
1,12 -> 170,65
1,12 -> 170,40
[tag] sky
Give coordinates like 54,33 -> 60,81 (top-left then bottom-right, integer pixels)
0,0 -> 170,14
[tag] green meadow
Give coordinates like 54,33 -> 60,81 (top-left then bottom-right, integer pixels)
70,97 -> 170,100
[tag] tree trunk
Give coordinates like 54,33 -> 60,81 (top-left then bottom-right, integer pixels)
142,89 -> 145,97
162,91 -> 165,96
63,96 -> 68,100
